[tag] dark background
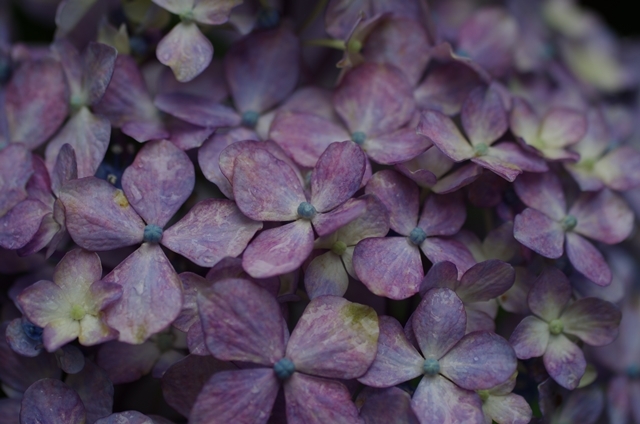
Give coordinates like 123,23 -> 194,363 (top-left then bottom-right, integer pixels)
581,0 -> 640,36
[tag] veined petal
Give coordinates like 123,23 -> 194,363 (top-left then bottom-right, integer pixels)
543,334 -> 586,390
157,22 -> 213,82
364,127 -> 433,165
509,315 -> 549,359
570,189 -> 634,244
509,98 -> 540,145
539,108 -> 587,148
365,170 -> 418,235
456,260 -> 515,303
566,232 -> 612,286
413,288 -> 466,359
0,144 -> 32,216
487,142 -> 548,173
20,379 -> 85,424
419,237 -> 476,277
561,297 -> 621,346
411,375 -> 484,424
155,93 -> 241,129
357,386 -> 419,424
192,0 -> 242,25
417,110 -> 473,162
304,252 -> 349,298
0,199 -> 49,250
528,267 -> 572,322
513,172 -> 566,220
418,192 -> 466,237
482,393 -> 532,424
513,208 -> 565,258
461,85 -> 507,147
312,198 -> 367,237
470,155 -> 521,182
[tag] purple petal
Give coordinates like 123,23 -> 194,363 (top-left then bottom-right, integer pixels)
365,170 -> 418,235
561,297 -> 621,346
440,331 -> 517,390
312,197 -> 367,237
269,111 -> 350,168
418,192 -> 466,237
358,315 -> 423,388
488,142 -> 549,173
157,22 -> 212,82
304,252 -> 349,298
412,288 -> 466,359
334,63 -> 414,137
311,141 -> 365,212
162,354 -> 236,418
419,237 -> 476,277
225,27 -> 300,114
122,140 -> 194,227
336,194 -> 390,245
232,146 -> 305,221
50,144 -> 78,196
596,146 -> 640,191
357,386 -> 419,424
166,118 -> 215,150
414,61 -> 482,116
0,144 -> 32,216
456,260 -> 515,303
83,42 -> 118,105
154,93 -> 241,128
94,411 -> 158,424
461,85 -> 508,146
513,208 -> 565,258
417,110 -> 473,162
353,237 -> 422,300
191,0 -> 240,24
470,155 -> 521,182
103,244 -> 183,344
190,369 -> 279,424
6,318 -> 43,357
96,341 -> 160,384
58,177 -> 145,251
482,393 -> 532,424
5,59 -> 69,149
570,189 -> 634,244
509,316 -> 550,359
566,233 -> 612,286
364,127 -> 433,165
543,334 -> 586,390
513,171 -> 566,220
45,108 -> 109,179
539,108 -> 587,148
162,199 -> 262,267
0,199 -> 49,250
20,379 -> 85,424
284,373 -> 360,424
509,98 -> 540,145
419,261 -> 458,296
556,385 -> 605,424
242,220 -> 314,279
65,360 -> 113,424
198,278 -> 286,365
528,267 -> 571,322
431,163 -> 483,194
411,375 -> 484,424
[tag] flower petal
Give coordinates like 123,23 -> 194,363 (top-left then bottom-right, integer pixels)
417,110 -> 473,162
411,375 -> 484,424
461,85 -> 507,146
155,93 -> 241,129
364,127 -> 433,165
156,22 -> 212,82
509,315 -> 550,359
65,359 -> 114,424
513,171 -> 566,220
419,237 -> 476,277
596,146 -> 640,191
566,232 -> 612,286
509,98 -> 540,147
304,252 -> 349,298
0,144 -> 32,216
96,341 -> 160,384
413,288 -> 466,359
561,297 -> 621,346
312,197 -> 367,237
0,199 -> 49,250
543,334 -> 586,390
539,108 -> 587,148
528,267 -> 572,322
418,192 -> 467,237
456,260 -> 515,303
570,189 -> 634,244
20,379 -> 85,424
357,386 -> 419,424
365,170 -> 418,235
487,142 -> 548,173
482,393 -> 532,424
513,208 -> 565,258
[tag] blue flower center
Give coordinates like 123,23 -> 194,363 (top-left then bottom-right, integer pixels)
143,224 -> 163,243
22,321 -> 43,342
256,8 -> 280,29
297,202 -> 317,220
241,110 -> 260,128
274,358 -> 295,380
423,357 -> 440,376
408,227 -> 427,245
561,215 -> 577,231
351,131 -> 366,145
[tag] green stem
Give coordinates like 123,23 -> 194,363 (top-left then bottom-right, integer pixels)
304,38 -> 346,50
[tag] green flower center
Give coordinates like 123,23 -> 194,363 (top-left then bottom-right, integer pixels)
474,143 -> 489,156
70,304 -> 86,321
549,319 -> 564,335
561,215 -> 578,231
331,240 -> 347,256
477,389 -> 490,402
351,131 -> 366,145
423,357 -> 440,376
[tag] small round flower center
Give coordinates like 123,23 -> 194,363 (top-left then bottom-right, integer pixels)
561,215 -> 577,231
423,357 -> 440,376
241,110 -> 260,128
477,389 -> 490,402
408,227 -> 427,246
70,93 -> 88,111
627,364 -> 640,379
70,305 -> 86,321
22,321 -> 43,341
474,142 -> 489,156
179,10 -> 195,23
549,319 -> 564,335
346,38 -> 363,53
143,224 -> 163,243
351,131 -> 366,145
274,358 -> 295,380
331,240 -> 347,256
297,202 -> 317,220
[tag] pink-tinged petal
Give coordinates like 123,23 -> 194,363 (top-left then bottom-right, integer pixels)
242,220 -> 314,279
269,111 -> 350,168
83,42 -> 118,106
565,233 -> 612,287
190,369 -> 279,424
95,411 -> 166,423
509,98 -> 539,144
17,280 -> 68,331
357,386 -> 419,424
122,140 -> 194,227
25,155 -> 53,207
5,59 -> 69,149
311,141 -> 366,212
162,199 -> 261,267
413,288 -> 466,359
103,244 -> 182,344
513,171 -> 566,220
58,177 -> 145,250
287,296 -> 378,379
419,237 -> 476,277
470,155 -> 521,182
304,252 -> 349,298
20,379 -> 85,424
419,261 -> 458,296
162,355 -> 236,418
364,127 -> 433,165
358,316 -> 423,388
571,108 -> 609,160
65,360 -> 113,424
513,208 -> 565,258
456,260 -> 515,303
0,144 -> 32,216
225,27 -> 300,114
365,170 -> 418,235
570,189 -> 634,244
596,146 -> 640,191
232,147 -> 305,221
334,63 -> 414,137
482,393 -> 532,424
417,110 -> 473,162
187,322 -> 208,356
561,297 -> 621,346
312,198 -> 367,237
337,194 -> 390,245
461,85 -> 508,146
539,108 -> 587,148
198,278 -> 286,365
191,0 -> 242,24
174,272 -> 207,332
78,313 -> 118,346
156,22 -> 212,82
431,163 -> 483,194
528,267 -> 571,322
155,93 -> 241,129
121,121 -> 169,143
53,248 -> 102,294
284,373 -> 360,424
96,341 -> 160,384
487,142 -> 548,173
167,118 -> 215,150
353,237 -> 422,300
411,375 -> 484,424
543,334 -> 586,390
50,144 -> 78,196
440,331 -> 516,390
0,199 -> 49,250
418,192 -> 466,237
